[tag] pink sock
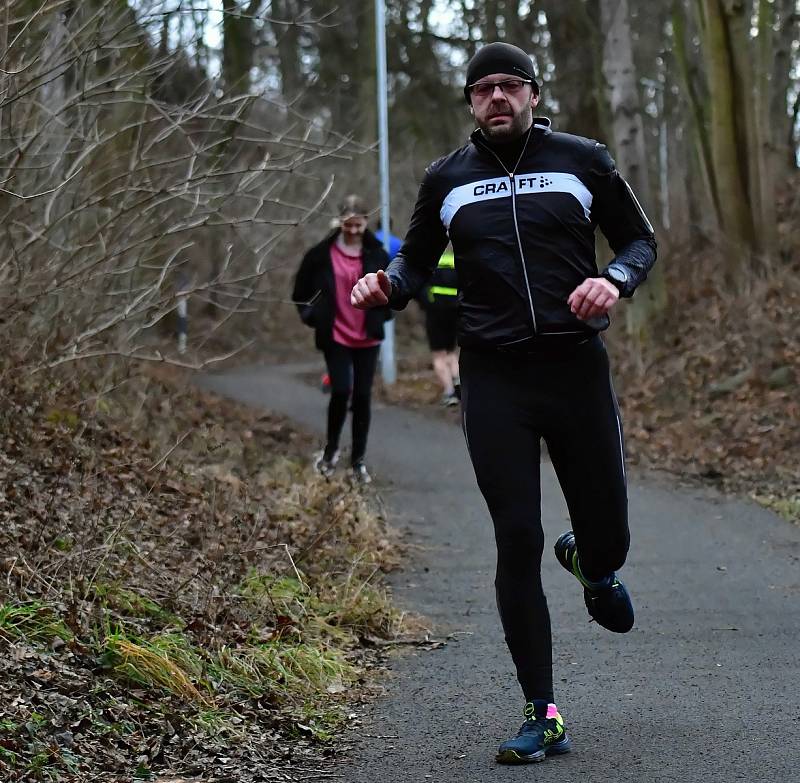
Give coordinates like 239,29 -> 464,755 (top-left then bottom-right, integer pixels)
546,703 -> 559,719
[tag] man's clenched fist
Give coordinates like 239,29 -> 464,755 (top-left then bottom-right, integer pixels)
351,270 -> 392,309
567,277 -> 619,321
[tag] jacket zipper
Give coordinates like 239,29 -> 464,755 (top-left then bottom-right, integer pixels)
509,179 -> 537,334
482,133 -> 538,335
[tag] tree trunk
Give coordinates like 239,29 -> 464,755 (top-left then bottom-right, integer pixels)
600,0 -> 651,200
222,0 -> 259,93
751,0 -> 777,263
390,0 -> 465,161
698,0 -> 755,274
309,0 -> 358,131
672,0 -> 719,223
272,0 -> 304,100
356,3 -> 377,148
791,93 -> 800,167
600,0 -> 663,344
504,0 -> 539,48
539,0 -> 605,138
770,0 -> 798,169
483,0 -> 500,42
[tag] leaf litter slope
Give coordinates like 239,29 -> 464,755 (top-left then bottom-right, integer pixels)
0,363 -> 404,782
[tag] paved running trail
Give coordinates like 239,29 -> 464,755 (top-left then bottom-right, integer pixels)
199,361 -> 800,783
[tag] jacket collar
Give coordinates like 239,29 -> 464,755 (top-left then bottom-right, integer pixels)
470,116 -> 552,167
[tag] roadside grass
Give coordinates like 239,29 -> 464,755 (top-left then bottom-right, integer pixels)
93,584 -> 184,627
102,632 -> 210,705
753,493 -> 800,525
0,603 -> 73,646
241,571 -> 404,643
0,365 -> 406,781
0,569 -> 394,718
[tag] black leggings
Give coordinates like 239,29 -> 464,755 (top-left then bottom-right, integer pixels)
460,337 -> 629,703
323,342 -> 380,465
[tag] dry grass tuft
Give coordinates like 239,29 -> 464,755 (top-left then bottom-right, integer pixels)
105,636 -> 213,706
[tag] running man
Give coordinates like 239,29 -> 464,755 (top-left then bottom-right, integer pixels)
350,42 -> 656,763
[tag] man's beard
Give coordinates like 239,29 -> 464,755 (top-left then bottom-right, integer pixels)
479,106 -> 532,141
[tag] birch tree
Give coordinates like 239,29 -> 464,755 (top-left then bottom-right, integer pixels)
600,0 -> 651,202
600,0 -> 664,341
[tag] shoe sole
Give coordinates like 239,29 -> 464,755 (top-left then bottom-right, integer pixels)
555,531 -> 634,633
546,735 -> 572,755
495,749 -> 545,764
554,530 -> 578,575
584,586 -> 635,633
496,734 -> 571,764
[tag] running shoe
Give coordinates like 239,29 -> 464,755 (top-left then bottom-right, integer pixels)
350,461 -> 372,485
313,449 -> 339,478
554,530 -> 634,633
496,703 -> 571,764
440,392 -> 460,407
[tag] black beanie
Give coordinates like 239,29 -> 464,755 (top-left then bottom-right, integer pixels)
464,42 -> 539,103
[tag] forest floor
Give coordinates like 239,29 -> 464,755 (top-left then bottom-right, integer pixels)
0,362 -> 414,782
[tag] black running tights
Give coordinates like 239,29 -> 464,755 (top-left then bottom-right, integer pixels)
323,342 -> 380,465
460,337 -> 629,703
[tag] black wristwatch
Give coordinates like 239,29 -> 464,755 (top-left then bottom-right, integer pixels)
601,265 -> 628,296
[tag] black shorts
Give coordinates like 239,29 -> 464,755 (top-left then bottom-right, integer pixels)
425,307 -> 458,351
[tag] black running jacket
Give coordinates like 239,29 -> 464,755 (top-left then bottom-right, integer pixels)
386,119 -> 657,350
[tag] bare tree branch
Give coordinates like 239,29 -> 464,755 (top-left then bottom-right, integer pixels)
0,0 -> 373,372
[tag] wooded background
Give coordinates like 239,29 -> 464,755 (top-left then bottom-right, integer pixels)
0,6 -> 797,780
1,0 -> 798,367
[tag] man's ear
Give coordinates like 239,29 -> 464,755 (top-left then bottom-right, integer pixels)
530,92 -> 540,110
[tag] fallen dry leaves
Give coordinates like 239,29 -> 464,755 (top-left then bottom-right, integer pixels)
0,361 -> 403,781
613,261 -> 799,522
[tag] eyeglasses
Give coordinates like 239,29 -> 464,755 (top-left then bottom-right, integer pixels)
468,78 -> 532,100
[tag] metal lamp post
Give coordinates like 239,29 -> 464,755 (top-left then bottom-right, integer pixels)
375,0 -> 396,385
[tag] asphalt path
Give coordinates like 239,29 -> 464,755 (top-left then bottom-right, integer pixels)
199,361 -> 800,783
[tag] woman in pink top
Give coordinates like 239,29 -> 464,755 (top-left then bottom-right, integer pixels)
292,195 -> 393,483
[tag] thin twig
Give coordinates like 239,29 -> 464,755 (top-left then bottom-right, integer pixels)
148,429 -> 194,471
